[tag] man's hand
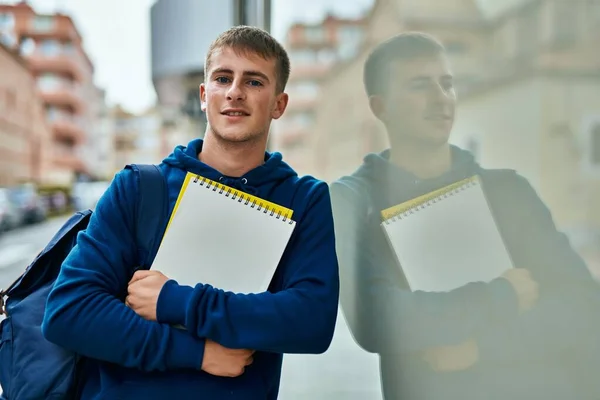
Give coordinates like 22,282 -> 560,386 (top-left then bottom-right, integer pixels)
422,338 -> 479,372
501,268 -> 539,313
202,339 -> 255,377
126,270 -> 170,321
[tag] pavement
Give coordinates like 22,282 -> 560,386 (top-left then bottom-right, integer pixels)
0,216 -> 383,399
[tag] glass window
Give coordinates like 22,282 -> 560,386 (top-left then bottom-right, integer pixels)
20,37 -> 36,55
38,73 -> 63,90
40,39 -> 61,56
0,13 -> 15,29
305,27 -> 324,43
291,81 -> 320,97
31,16 -> 55,32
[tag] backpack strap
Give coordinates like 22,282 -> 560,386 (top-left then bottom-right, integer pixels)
126,164 -> 168,269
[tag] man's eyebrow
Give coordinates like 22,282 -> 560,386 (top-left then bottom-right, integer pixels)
211,68 -> 270,83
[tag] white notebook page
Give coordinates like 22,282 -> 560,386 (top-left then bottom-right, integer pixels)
151,173 -> 296,294
381,178 -> 513,292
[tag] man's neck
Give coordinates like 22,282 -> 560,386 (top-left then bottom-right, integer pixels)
199,129 -> 267,177
388,138 -> 452,180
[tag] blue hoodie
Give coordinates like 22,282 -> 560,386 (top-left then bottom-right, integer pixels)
42,139 -> 340,400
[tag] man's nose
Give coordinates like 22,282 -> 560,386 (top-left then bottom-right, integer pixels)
227,81 -> 246,101
429,82 -> 449,101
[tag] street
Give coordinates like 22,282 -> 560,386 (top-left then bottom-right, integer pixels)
0,216 -> 383,399
0,216 -> 71,292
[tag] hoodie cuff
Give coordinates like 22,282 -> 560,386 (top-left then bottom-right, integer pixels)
166,327 -> 206,370
157,279 -> 194,326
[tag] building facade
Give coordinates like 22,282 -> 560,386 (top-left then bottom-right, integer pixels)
0,1 -> 99,187
112,105 -> 164,173
270,14 -> 367,175
0,41 -> 51,186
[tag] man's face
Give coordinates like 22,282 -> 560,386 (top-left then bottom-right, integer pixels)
373,53 -> 456,147
200,47 -> 288,144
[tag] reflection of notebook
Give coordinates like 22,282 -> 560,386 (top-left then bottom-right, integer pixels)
380,176 -> 513,293
152,172 -> 296,294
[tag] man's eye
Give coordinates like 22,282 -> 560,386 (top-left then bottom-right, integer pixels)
216,77 -> 230,83
248,80 -> 262,87
442,81 -> 454,91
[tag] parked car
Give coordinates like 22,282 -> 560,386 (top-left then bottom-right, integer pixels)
0,188 -> 23,231
8,183 -> 47,225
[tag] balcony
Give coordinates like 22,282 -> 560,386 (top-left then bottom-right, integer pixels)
27,49 -> 86,82
20,15 -> 80,42
38,77 -> 84,114
47,109 -> 85,145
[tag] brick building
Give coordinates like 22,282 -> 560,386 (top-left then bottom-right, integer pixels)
0,41 -> 51,186
0,1 -> 99,187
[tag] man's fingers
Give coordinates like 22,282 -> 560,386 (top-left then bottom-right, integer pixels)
129,270 -> 155,285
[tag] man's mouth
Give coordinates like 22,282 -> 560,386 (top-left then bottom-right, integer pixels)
222,110 -> 249,116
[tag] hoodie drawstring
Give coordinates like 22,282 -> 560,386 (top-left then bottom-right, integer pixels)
218,176 -> 258,195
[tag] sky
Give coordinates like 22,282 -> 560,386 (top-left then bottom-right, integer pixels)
0,0 -> 374,114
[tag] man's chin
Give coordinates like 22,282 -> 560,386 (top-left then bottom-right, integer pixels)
213,128 -> 262,143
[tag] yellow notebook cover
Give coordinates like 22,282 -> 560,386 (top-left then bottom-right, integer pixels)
381,175 -> 479,221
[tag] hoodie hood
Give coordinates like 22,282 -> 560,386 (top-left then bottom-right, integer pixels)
163,138 -> 297,195
350,145 -> 481,208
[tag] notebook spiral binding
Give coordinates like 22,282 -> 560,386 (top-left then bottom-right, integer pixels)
384,179 -> 478,225
192,175 -> 294,224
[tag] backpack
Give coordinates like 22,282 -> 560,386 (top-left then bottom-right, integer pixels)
0,164 -> 168,400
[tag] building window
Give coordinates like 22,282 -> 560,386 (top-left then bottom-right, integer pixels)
0,12 -> 15,29
304,27 -> 324,43
290,81 -> 320,97
40,39 -> 61,56
289,50 -> 315,65
20,37 -> 36,56
31,16 -> 55,32
0,30 -> 16,47
38,73 -> 67,91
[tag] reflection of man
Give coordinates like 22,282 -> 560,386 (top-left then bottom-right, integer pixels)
330,32 -> 600,399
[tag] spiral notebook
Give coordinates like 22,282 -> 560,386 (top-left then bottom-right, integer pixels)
151,172 -> 296,294
380,176 -> 513,293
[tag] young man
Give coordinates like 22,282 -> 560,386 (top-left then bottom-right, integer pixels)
331,32 -> 600,399
42,26 -> 339,399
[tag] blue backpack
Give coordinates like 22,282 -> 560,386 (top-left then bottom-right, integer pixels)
0,164 -> 168,400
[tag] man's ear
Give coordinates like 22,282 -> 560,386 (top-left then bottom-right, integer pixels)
368,95 -> 386,121
271,92 -> 289,120
200,83 -> 207,112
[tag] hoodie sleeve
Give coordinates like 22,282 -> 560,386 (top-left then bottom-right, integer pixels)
475,172 -> 600,362
155,181 -> 339,354
42,168 -> 205,371
328,181 -> 520,355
